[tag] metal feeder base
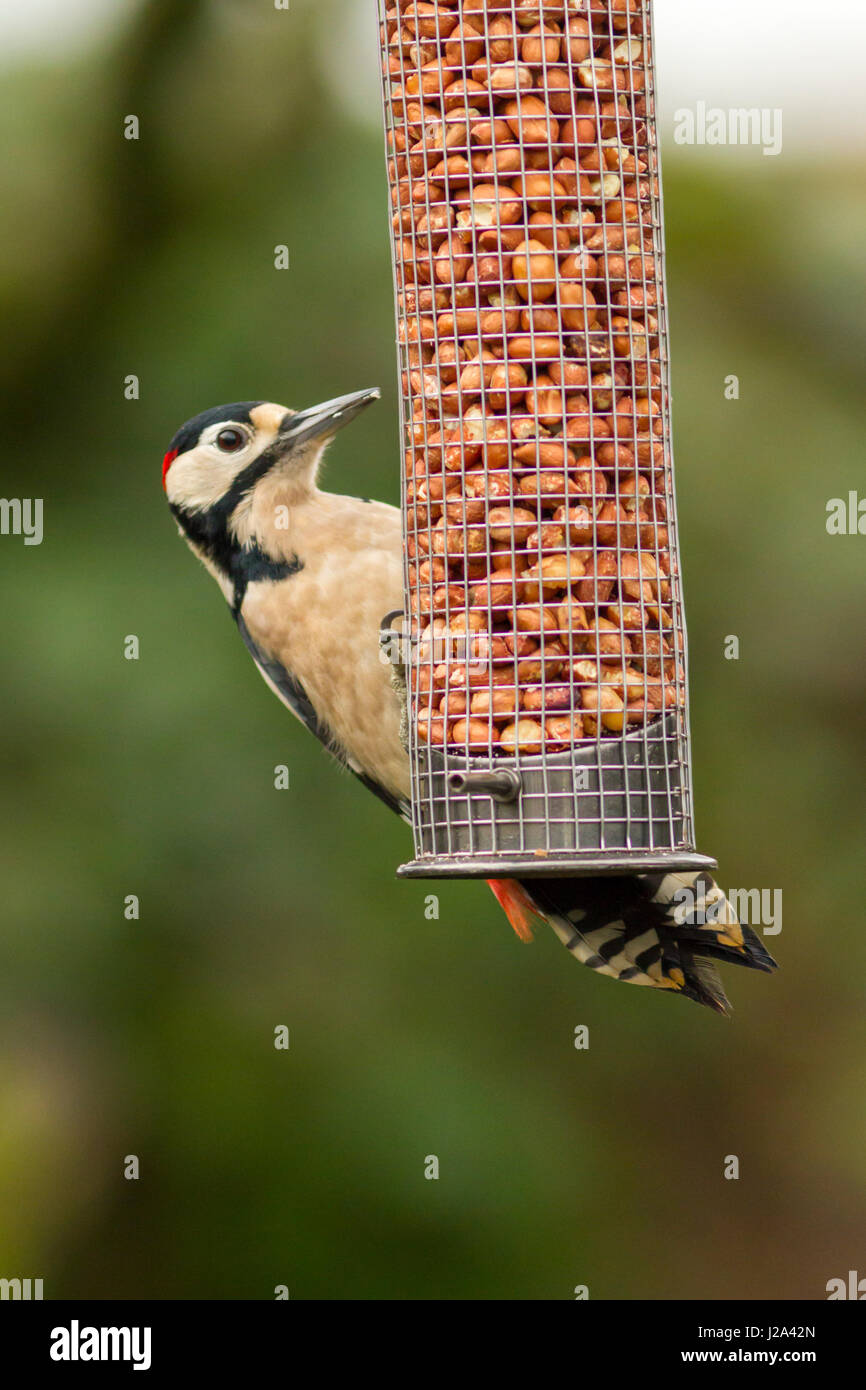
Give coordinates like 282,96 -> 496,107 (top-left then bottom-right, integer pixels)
399,714 -> 715,881
397,852 -> 718,881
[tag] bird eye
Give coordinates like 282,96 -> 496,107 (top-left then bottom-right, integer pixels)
215,428 -> 246,453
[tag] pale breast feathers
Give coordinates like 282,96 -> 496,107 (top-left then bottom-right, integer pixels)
239,493 -> 410,803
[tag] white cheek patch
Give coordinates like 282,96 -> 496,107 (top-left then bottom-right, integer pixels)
166,451 -> 247,513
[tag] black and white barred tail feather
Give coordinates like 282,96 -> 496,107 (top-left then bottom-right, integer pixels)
519,871 -> 777,1015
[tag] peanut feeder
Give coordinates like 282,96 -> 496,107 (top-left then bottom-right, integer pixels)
378,0 -> 716,879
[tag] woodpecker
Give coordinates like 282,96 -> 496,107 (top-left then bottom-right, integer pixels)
163,389 -> 776,1014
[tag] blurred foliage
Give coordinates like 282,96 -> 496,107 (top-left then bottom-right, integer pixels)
0,0 -> 864,1300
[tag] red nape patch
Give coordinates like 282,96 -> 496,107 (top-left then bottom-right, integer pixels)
162,448 -> 178,490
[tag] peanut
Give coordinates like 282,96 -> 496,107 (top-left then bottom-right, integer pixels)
500,719 -> 545,757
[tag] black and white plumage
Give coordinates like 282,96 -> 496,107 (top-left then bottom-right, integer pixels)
164,393 -> 410,814
163,390 -> 776,1014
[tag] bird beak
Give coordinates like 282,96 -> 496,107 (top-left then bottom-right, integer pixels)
277,388 -> 380,450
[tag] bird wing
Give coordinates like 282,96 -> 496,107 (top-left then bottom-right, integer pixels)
236,612 -> 411,822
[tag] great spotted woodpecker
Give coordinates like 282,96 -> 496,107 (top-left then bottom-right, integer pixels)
163,389 -> 776,1014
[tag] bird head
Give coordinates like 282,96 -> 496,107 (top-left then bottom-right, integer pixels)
162,389 -> 380,515
162,388 -> 381,609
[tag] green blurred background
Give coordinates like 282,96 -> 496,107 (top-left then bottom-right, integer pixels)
1,0 -> 864,1300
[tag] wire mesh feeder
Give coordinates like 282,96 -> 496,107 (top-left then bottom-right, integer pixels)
378,0 -> 716,880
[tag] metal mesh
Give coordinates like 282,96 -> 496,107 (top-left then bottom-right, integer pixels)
377,0 -> 709,879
